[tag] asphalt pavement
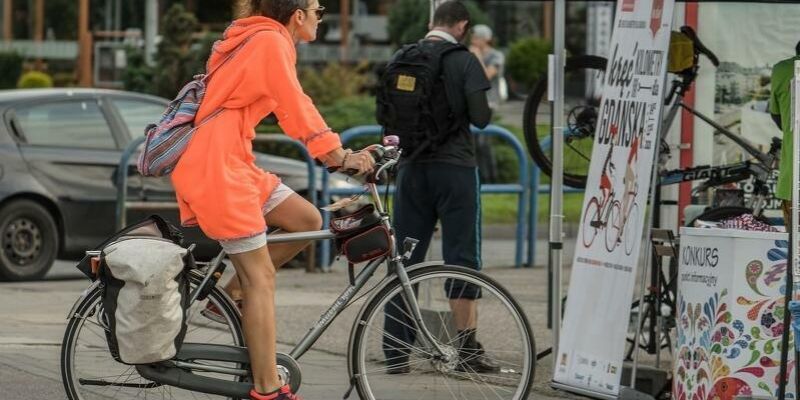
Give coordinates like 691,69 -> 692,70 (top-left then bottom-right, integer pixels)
0,100 -> 599,399
0,232 -> 593,400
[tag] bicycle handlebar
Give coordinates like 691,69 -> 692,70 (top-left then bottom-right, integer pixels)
680,26 -> 720,67
326,137 -> 402,184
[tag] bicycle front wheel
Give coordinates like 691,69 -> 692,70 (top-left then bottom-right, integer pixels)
61,270 -> 245,400
348,265 -> 535,400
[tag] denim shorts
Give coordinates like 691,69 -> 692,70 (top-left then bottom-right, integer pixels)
218,184 -> 294,254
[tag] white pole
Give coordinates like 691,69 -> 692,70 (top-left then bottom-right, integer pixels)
550,0 -> 566,367
793,61 -> 800,289
144,0 -> 158,66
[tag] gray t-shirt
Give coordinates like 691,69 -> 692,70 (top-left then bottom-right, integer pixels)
482,48 -> 505,107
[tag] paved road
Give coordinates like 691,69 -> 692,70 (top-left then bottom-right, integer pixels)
0,235 -> 586,399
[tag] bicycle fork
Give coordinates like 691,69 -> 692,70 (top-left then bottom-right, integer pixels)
393,239 -> 451,360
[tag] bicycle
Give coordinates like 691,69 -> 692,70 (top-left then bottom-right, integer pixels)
523,26 -> 780,221
60,137 -> 536,400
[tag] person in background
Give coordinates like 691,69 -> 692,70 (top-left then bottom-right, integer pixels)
469,24 -> 506,109
469,24 -> 505,183
379,0 -> 499,376
769,40 -> 800,225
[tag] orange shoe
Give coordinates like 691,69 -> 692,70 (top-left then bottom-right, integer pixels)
201,299 -> 242,324
250,385 -> 302,400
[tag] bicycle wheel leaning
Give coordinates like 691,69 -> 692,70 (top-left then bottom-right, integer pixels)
523,55 -> 607,189
348,264 -> 534,400
61,270 -> 245,400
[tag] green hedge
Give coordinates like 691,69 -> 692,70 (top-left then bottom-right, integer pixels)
506,37 -> 552,90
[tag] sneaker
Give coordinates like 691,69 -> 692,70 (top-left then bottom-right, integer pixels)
385,360 -> 411,375
456,342 -> 501,373
455,329 -> 501,373
249,385 -> 302,400
201,299 -> 242,324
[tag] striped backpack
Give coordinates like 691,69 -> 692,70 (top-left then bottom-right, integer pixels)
137,30 -> 268,177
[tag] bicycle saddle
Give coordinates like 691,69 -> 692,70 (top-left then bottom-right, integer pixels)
679,26 -> 720,67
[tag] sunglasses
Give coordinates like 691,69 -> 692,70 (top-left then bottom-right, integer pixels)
303,6 -> 326,21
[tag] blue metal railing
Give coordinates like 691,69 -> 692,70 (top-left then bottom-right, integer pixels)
320,124 -> 530,269
526,136 -> 586,267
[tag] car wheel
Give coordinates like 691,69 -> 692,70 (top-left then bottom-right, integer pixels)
0,200 -> 58,281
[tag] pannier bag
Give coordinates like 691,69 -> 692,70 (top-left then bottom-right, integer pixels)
83,216 -> 191,365
330,204 -> 392,266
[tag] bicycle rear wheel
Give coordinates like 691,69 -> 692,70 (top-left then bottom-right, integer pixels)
348,265 -> 534,400
61,270 -> 245,400
523,55 -> 607,189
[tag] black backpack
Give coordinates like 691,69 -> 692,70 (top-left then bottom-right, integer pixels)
376,40 -> 467,157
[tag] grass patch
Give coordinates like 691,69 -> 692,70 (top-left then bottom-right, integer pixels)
480,192 -> 585,224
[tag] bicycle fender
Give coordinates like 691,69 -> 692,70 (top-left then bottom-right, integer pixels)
65,281 -> 101,320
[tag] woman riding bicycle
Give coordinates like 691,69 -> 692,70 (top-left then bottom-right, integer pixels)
170,1 -> 374,399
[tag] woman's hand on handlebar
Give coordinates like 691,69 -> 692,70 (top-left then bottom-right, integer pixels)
342,149 -> 376,176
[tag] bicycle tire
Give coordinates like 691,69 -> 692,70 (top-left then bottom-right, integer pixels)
348,264 -> 535,400
61,271 -> 245,400
523,55 -> 608,189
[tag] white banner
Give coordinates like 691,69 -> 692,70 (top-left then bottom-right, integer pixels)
692,4 -> 800,211
553,0 -> 675,396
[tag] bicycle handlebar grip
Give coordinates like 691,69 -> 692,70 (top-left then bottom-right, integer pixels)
383,135 -> 400,147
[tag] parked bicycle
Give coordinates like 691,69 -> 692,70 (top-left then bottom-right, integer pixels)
523,26 -> 780,221
60,137 -> 535,400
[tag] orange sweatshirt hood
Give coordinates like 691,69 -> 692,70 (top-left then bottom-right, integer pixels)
207,16 -> 294,72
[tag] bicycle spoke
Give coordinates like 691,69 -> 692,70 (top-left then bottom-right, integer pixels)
565,141 -> 592,163
65,284 -> 243,400
352,267 -> 533,400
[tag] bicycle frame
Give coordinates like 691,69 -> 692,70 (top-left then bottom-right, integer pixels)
190,157 -> 448,363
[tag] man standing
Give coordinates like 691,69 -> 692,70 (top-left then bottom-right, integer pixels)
770,41 -> 800,224
376,0 -> 497,374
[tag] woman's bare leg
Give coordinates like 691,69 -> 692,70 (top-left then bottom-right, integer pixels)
228,245 -> 281,394
224,193 -> 323,300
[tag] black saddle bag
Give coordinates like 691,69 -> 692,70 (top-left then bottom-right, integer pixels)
330,205 -> 392,283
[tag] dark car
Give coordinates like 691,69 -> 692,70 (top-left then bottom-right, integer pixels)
0,88 -> 359,280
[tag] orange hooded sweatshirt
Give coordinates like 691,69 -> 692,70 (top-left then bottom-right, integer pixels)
171,16 -> 341,241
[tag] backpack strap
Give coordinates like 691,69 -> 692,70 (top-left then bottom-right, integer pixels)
202,29 -> 274,82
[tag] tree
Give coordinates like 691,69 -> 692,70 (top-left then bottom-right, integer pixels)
122,47 -> 155,95
153,4 -> 200,98
387,0 -> 489,47
506,37 -> 552,90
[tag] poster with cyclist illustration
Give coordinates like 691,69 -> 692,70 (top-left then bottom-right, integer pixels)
553,0 -> 675,397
